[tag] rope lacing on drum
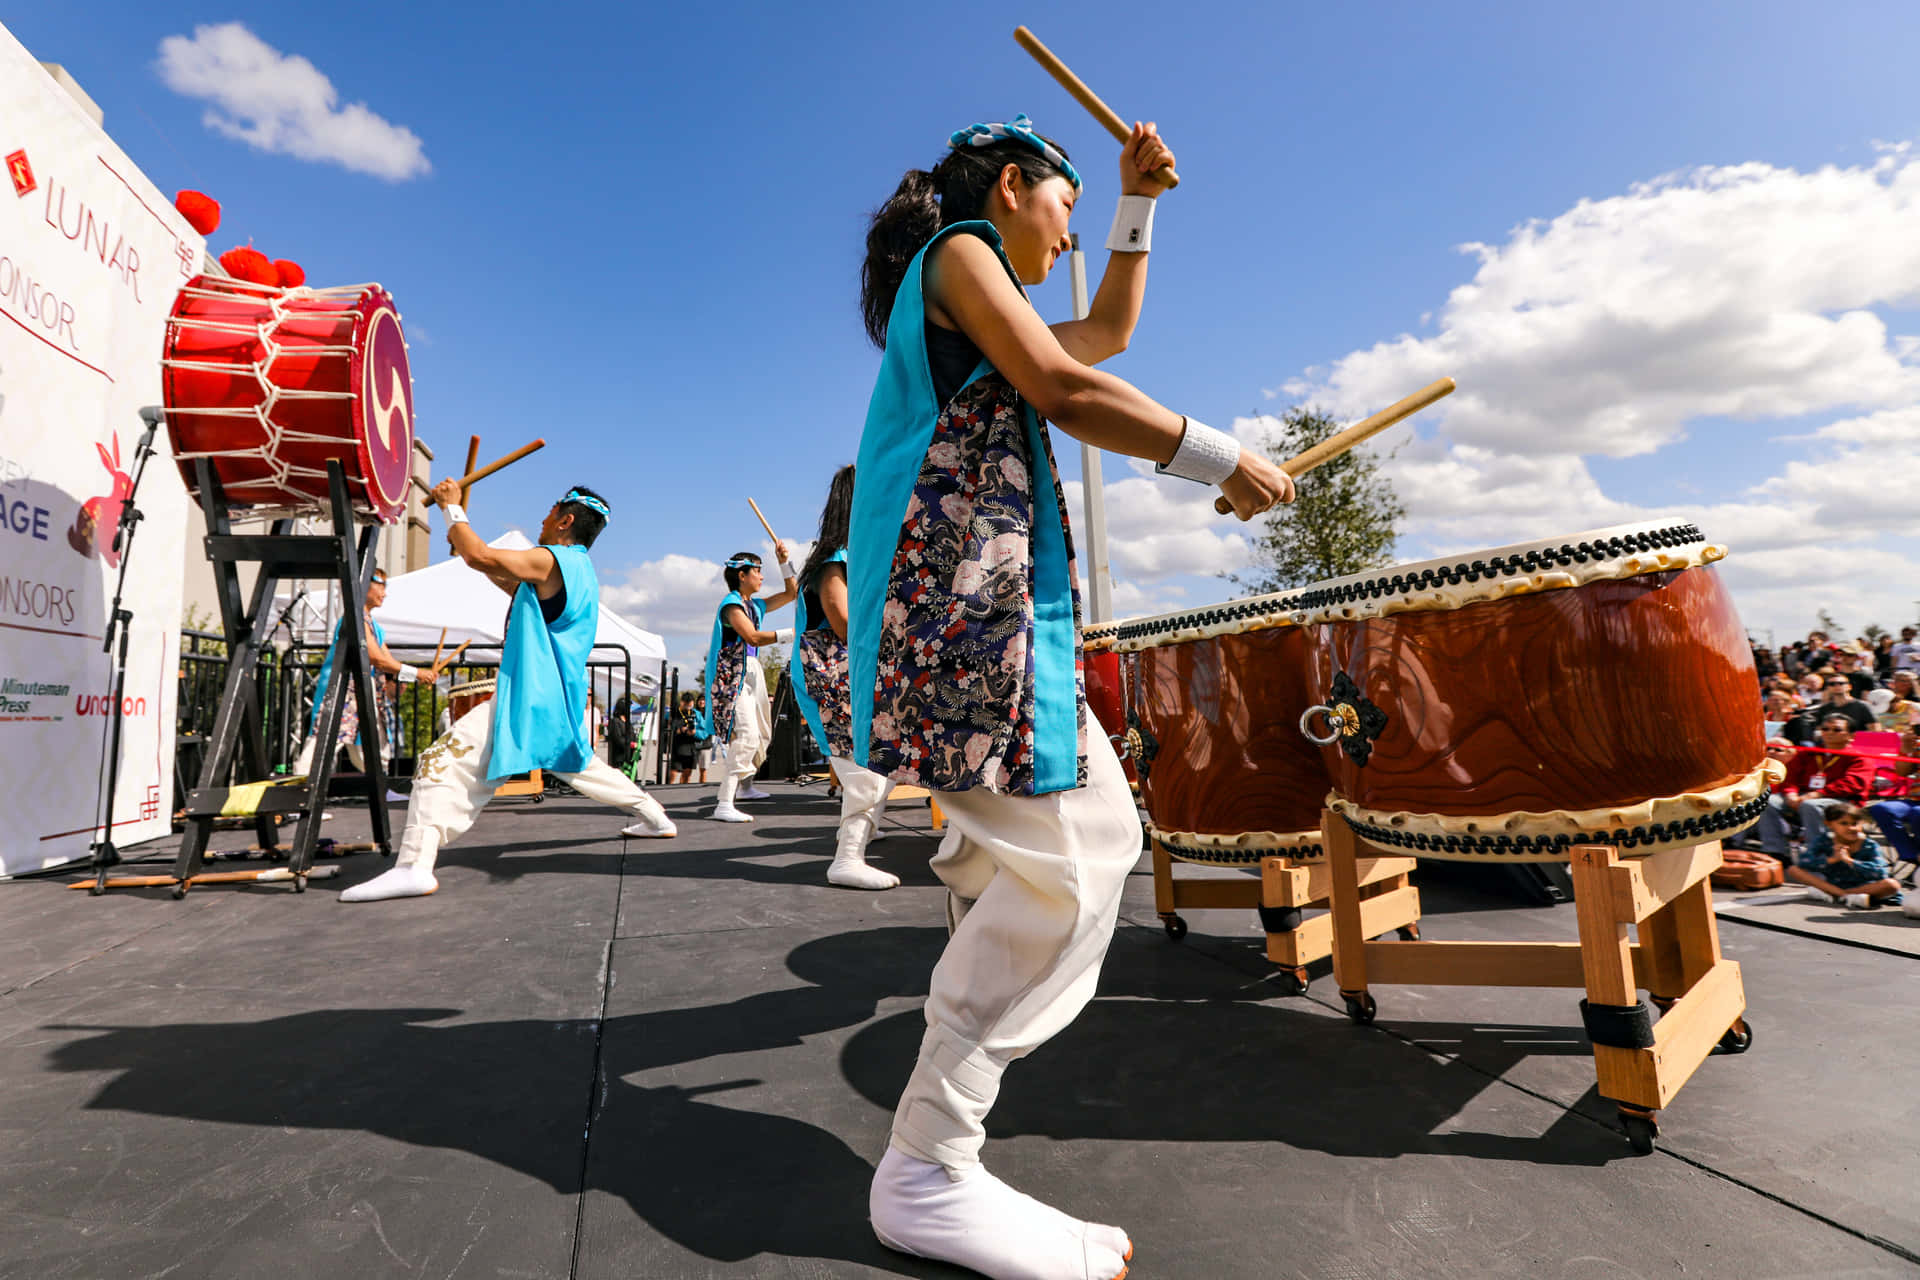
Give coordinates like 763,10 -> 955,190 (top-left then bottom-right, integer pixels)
1107,524 -> 1708,646
162,281 -> 393,515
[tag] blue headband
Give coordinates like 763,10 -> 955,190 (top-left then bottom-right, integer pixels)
724,556 -> 761,570
561,488 -> 609,519
948,114 -> 1081,192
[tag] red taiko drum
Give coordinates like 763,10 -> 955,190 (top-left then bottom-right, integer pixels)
162,275 -> 415,522
448,679 -> 495,724
1081,624 -> 1135,785
1108,593 -> 1331,864
1297,521 -> 1770,860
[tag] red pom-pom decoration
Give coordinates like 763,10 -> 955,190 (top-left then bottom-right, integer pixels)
273,259 -> 306,288
174,189 -> 221,235
218,246 -> 278,286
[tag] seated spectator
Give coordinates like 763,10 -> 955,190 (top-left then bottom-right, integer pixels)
1873,634 -> 1896,682
1865,727 -> 1919,885
1784,675 -> 1875,743
1787,802 -> 1903,909
1756,714 -> 1877,854
1796,670 -> 1827,703
1751,644 -> 1780,679
1879,670 -> 1920,731
1892,626 -> 1920,676
1833,649 -> 1877,700
1761,690 -> 1796,739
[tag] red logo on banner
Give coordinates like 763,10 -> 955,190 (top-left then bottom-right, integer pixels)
5,150 -> 33,197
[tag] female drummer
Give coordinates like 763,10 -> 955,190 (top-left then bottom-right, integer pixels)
293,567 -> 442,778
851,115 -> 1292,1279
789,464 -> 898,890
698,545 -> 797,821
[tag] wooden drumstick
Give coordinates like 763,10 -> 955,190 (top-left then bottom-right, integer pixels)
1014,26 -> 1179,189
1211,378 -> 1456,515
431,626 -> 448,671
411,438 -> 547,496
746,497 -> 784,553
459,434 -> 481,506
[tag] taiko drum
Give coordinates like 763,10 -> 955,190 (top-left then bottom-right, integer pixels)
1108,594 -> 1332,863
1296,521 -> 1769,860
162,275 -> 415,522
447,679 -> 496,724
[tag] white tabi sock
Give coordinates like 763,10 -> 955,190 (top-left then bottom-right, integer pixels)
827,812 -> 898,890
869,1145 -> 1131,1280
339,865 -> 439,902
621,810 -> 677,838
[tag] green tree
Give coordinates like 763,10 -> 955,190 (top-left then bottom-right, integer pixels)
1226,406 -> 1406,594
1816,609 -> 1846,641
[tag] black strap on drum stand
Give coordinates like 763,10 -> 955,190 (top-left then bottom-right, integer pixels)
86,408 -> 165,888
118,457 -> 394,897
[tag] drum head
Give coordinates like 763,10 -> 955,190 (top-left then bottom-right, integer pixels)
348,298 -> 414,521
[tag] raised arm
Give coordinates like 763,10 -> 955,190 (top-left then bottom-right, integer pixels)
1048,122 -> 1172,366
758,539 -> 800,613
928,233 -> 1293,519
430,479 -> 563,599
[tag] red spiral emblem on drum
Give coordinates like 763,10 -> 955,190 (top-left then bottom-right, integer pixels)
360,305 -> 413,515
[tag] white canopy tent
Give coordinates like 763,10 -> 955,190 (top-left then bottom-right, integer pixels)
276,531 -> 667,685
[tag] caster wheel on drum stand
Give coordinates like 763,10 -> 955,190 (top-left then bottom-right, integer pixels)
1273,966 -> 1308,997
1620,1108 -> 1659,1155
1714,1018 -> 1753,1055
1395,923 -> 1421,941
292,875 -> 307,893
171,883 -> 187,900
1342,992 -> 1377,1025
1161,914 -> 1188,942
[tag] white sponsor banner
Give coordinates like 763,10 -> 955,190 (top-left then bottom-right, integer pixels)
0,25 -> 199,875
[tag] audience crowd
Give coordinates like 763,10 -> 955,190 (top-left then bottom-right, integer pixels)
1744,627 -> 1919,916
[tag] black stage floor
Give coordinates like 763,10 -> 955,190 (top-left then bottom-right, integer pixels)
1,781 -> 1915,1278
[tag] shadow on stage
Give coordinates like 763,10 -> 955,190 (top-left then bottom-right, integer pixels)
40,923 -> 1626,1273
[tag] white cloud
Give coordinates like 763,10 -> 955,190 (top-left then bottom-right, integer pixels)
1079,143 -> 1920,639
157,23 -> 430,180
1285,151 -> 1920,460
602,553 -> 725,636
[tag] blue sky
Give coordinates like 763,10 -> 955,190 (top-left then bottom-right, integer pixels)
8,1 -> 1920,672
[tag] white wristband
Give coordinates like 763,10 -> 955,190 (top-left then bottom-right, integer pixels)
1106,194 -> 1156,253
398,664 -> 419,683
442,503 -> 469,526
779,560 -> 798,580
772,627 -> 795,644
1157,417 -> 1241,486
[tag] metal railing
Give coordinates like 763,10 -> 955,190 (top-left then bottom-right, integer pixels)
174,630 -> 670,818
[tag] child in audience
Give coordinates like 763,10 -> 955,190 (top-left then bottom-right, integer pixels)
1787,803 -> 1903,909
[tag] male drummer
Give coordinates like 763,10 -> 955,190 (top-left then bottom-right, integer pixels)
342,481 -> 676,902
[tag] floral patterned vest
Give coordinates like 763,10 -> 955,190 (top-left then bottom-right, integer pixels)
848,222 -> 1088,796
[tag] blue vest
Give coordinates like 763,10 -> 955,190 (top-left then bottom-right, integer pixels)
845,221 -> 1079,790
696,592 -> 764,740
789,547 -> 846,753
309,615 -> 386,729
489,544 -> 598,780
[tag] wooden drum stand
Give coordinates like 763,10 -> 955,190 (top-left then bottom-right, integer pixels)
1151,837 -> 1421,995
1322,814 -> 1752,1153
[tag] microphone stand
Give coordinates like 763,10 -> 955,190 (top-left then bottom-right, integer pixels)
89,407 -> 163,890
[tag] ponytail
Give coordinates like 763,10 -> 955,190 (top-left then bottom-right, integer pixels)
859,134 -> 1075,348
861,170 -> 942,348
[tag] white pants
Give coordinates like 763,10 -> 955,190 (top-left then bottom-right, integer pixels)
716,660 -> 772,805
395,701 -> 672,872
829,755 -> 896,849
891,729 -> 1142,1171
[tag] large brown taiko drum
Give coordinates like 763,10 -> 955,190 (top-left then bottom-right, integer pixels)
1296,521 -> 1769,860
1108,593 -> 1331,863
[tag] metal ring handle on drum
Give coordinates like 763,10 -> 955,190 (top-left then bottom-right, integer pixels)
1299,704 -> 1347,746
